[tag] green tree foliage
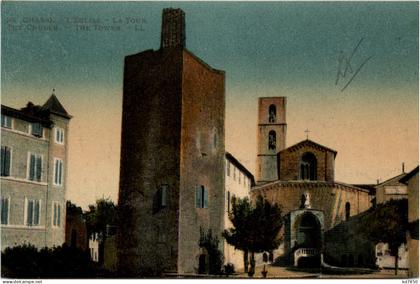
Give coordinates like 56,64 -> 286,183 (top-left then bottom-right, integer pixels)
223,196 -> 283,276
1,244 -> 107,278
84,198 -> 118,238
84,198 -> 118,265
360,198 -> 408,275
199,228 -> 224,275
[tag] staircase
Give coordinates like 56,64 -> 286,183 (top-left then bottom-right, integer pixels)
294,248 -> 318,266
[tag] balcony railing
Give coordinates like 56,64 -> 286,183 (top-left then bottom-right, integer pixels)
294,248 -> 318,266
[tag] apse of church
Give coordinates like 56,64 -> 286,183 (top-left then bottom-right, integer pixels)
251,97 -> 371,266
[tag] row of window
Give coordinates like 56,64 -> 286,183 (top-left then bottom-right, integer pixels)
226,160 -> 250,188
1,114 -> 65,144
0,146 -> 64,186
0,197 -> 61,227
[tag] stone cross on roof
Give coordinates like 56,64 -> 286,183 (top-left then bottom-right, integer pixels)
305,129 -> 310,140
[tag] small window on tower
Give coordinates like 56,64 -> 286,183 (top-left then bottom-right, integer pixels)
195,185 -> 208,209
153,184 -> 169,213
268,131 -> 276,150
269,105 -> 276,123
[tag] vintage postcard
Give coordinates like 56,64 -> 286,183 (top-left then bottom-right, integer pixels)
1,1 -> 418,280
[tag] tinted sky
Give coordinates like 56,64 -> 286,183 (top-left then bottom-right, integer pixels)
2,1 -> 418,209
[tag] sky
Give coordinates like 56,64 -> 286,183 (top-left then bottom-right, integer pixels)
1,1 -> 418,210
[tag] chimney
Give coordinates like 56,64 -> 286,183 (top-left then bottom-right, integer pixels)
160,8 -> 186,49
402,162 -> 405,173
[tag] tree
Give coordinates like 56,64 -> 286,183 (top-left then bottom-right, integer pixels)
199,228 -> 224,275
360,198 -> 408,275
223,196 -> 283,276
222,197 -> 253,272
84,198 -> 118,264
84,198 -> 118,237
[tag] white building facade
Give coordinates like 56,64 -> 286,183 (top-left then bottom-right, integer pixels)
1,94 -> 71,250
224,152 -> 255,271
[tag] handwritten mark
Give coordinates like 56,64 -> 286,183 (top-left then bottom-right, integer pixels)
335,38 -> 372,92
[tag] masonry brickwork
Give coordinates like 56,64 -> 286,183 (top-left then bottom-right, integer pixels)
251,181 -> 370,231
278,140 -> 335,182
256,97 -> 287,183
117,8 -> 225,275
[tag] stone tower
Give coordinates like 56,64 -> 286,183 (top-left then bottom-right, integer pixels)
117,8 -> 225,275
256,97 -> 287,183
160,8 -> 185,48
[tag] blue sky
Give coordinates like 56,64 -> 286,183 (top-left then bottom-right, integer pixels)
2,1 -> 418,208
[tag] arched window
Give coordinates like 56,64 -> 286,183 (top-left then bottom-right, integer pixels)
269,104 -> 276,123
299,152 -> 317,180
345,202 -> 350,221
268,130 -> 276,150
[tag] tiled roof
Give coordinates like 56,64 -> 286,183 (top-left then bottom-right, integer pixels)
1,104 -> 51,126
399,166 -> 419,184
279,139 -> 337,157
225,152 -> 255,186
375,172 -> 408,188
40,94 -> 72,119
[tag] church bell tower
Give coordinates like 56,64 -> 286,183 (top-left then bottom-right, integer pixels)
256,97 -> 287,183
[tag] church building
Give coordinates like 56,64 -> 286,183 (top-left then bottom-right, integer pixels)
251,97 -> 371,266
117,8 -> 225,275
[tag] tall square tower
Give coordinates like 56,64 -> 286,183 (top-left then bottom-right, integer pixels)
117,8 -> 225,275
256,97 -> 287,183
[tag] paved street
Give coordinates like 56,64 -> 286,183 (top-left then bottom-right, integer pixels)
234,265 -> 410,279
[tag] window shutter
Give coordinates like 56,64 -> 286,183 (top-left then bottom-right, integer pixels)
1,198 -> 8,225
54,160 -> 58,184
29,154 -> 35,180
4,147 -> 10,176
59,161 -> 63,185
32,123 -> 42,137
203,186 -> 208,208
195,186 -> 202,208
57,204 -> 61,226
34,200 -> 40,225
27,200 -> 34,226
54,203 -> 57,225
1,147 -> 5,176
36,156 -> 42,181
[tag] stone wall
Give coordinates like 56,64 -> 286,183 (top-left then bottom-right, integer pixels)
256,97 -> 287,183
278,143 -> 335,182
407,170 -> 419,277
177,49 -> 225,274
251,181 -> 370,231
117,48 -> 183,274
117,48 -> 225,275
324,213 -> 377,268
